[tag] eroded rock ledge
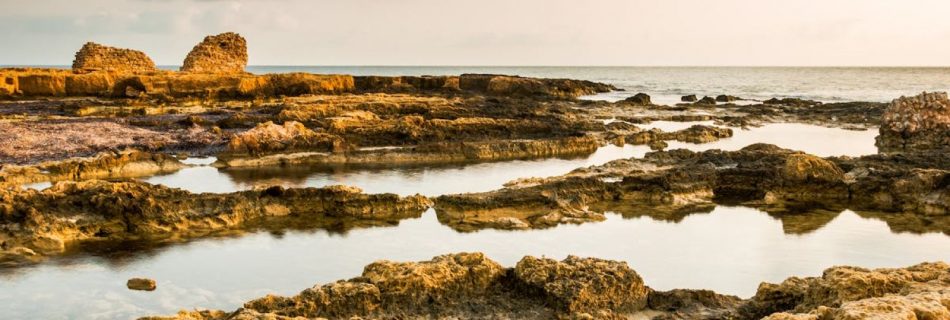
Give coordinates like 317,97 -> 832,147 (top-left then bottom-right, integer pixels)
0,181 -> 430,265
142,253 -> 950,320
434,144 -> 949,231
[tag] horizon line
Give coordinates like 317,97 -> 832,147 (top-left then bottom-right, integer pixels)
3,64 -> 950,69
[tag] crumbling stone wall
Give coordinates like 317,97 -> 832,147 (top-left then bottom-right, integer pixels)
877,92 -> 950,152
180,32 -> 248,74
71,42 -> 157,73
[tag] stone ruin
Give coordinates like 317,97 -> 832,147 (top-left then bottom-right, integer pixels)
180,32 -> 248,74
71,42 -> 157,73
877,91 -> 950,152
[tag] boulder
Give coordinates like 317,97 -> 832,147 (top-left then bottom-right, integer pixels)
624,93 -> 652,105
695,96 -> 717,105
71,42 -> 156,73
782,153 -> 844,183
181,32 -> 248,74
716,95 -> 739,102
127,278 -> 157,291
681,94 -> 698,102
514,255 -> 649,313
877,92 -> 950,152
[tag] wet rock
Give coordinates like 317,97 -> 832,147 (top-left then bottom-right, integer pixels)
624,93 -> 652,105
695,96 -> 717,105
648,289 -> 743,319
514,255 -> 649,313
681,95 -> 698,102
764,97 -> 821,107
127,278 -> 157,291
877,91 -> 950,152
625,125 -> 733,145
72,42 -> 157,73
181,32 -> 248,74
715,95 -> 740,103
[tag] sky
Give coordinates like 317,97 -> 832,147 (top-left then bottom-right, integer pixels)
1,0 -> 949,66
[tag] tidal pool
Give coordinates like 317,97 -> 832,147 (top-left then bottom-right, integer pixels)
1,207 -> 948,320
142,123 -> 878,195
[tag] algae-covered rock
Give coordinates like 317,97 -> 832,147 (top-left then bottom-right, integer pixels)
127,278 -> 157,291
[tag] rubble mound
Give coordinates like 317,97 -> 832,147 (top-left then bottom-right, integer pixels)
877,92 -> 950,152
180,32 -> 248,74
71,42 -> 157,73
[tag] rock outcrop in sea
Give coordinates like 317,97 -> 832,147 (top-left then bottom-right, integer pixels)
877,91 -> 950,152
180,32 -> 248,74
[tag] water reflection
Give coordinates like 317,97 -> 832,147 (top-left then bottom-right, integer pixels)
143,123 -> 876,195
144,144 -> 652,196
1,206 -> 949,320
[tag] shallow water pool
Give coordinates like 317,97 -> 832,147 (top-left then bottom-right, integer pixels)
1,207 -> 947,319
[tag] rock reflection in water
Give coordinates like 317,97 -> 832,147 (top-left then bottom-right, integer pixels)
143,144 -> 651,196
141,123 -> 877,196
1,206 -> 949,320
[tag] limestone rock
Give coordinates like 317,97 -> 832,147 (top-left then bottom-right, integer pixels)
127,278 -> 157,291
238,253 -> 506,318
226,121 -> 348,155
72,42 -> 157,73
514,255 -> 649,313
181,32 -> 248,74
782,153 -> 844,183
877,91 -> 950,152
742,262 -> 950,319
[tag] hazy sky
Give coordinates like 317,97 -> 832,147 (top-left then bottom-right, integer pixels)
2,0 -> 949,66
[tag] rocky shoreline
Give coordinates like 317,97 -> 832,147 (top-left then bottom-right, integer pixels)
140,252 -> 950,320
1,32 -> 948,319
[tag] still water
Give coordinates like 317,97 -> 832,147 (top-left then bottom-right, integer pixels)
2,208 -> 949,319
0,122 -> 930,320
143,123 -> 878,195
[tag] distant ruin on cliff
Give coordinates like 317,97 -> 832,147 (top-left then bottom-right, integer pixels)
71,42 -> 157,73
180,32 -> 248,74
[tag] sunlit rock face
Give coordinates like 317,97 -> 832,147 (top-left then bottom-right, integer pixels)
877,92 -> 950,152
71,42 -> 157,73
180,32 -> 248,74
